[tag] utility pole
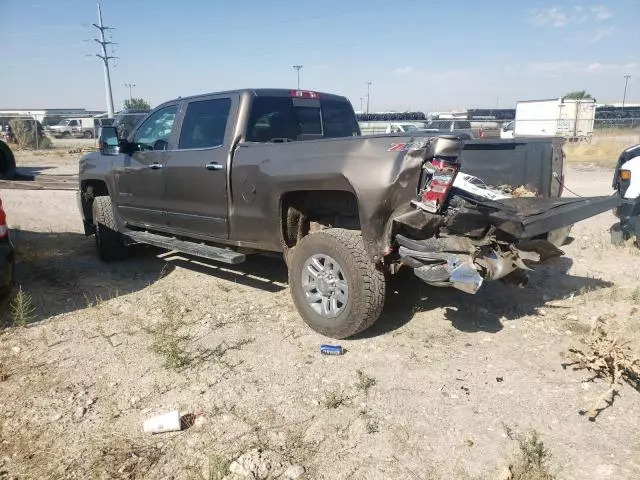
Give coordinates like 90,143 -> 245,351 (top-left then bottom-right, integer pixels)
622,75 -> 631,107
92,1 -> 116,118
360,97 -> 364,112
292,65 -> 303,89
366,81 -> 372,115
124,83 -> 136,101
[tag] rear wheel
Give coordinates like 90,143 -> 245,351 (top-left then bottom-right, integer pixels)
288,228 -> 386,339
92,196 -> 125,262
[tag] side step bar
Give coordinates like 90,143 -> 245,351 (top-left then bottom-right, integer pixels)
124,230 -> 246,265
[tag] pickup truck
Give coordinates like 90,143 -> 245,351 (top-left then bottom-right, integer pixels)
78,88 -> 618,339
611,144 -> 640,246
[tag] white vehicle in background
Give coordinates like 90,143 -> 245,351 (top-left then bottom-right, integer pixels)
509,97 -> 596,142
611,144 -> 640,246
49,117 -> 98,139
385,122 -> 424,134
500,121 -> 515,139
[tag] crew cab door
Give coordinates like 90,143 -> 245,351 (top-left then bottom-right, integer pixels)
113,104 -> 179,229
163,95 -> 236,238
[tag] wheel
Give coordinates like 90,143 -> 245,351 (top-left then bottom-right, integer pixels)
62,131 -> 71,138
92,196 -> 125,262
83,130 -> 93,139
288,228 -> 386,339
0,141 -> 16,180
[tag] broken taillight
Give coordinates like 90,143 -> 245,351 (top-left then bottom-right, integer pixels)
0,199 -> 8,239
419,157 -> 461,213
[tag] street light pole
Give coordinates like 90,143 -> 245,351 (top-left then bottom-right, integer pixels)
292,65 -> 303,89
622,75 -> 631,107
124,83 -> 136,101
366,81 -> 372,115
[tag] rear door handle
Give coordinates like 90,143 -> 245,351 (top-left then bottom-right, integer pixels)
148,162 -> 163,170
205,162 -> 224,171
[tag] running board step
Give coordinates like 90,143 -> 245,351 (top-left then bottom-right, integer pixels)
124,230 -> 245,264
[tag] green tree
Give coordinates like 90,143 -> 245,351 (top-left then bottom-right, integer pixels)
563,90 -> 593,100
123,97 -> 151,110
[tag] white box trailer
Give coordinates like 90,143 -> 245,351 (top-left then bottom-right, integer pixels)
513,98 -> 596,141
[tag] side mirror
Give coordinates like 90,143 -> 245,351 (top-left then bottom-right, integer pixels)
98,126 -> 119,155
118,139 -> 135,155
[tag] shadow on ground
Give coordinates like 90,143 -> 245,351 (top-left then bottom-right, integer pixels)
357,256 -> 613,339
0,229 -> 288,328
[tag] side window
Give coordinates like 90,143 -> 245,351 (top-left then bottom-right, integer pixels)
246,97 -> 299,143
133,105 -> 178,148
178,98 -> 231,150
69,120 -> 78,126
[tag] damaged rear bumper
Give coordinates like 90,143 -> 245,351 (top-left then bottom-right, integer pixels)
396,234 -> 547,295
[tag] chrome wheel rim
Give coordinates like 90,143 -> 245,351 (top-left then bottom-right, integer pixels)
301,254 -> 349,318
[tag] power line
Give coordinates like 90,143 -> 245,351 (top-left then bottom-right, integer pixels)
91,1 -> 117,118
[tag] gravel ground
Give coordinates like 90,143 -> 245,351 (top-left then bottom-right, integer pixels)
0,151 -> 638,479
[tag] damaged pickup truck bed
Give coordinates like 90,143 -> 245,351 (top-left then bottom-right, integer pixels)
78,88 -> 618,339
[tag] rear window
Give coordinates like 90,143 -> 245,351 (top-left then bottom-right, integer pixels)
245,96 -> 360,142
456,121 -> 472,129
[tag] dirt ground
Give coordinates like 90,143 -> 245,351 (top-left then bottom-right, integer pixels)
0,149 -> 639,480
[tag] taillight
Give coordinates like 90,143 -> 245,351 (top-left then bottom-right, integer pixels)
479,128 -> 485,138
420,157 -> 460,213
620,170 -> 631,181
0,199 -> 8,239
290,90 -> 319,99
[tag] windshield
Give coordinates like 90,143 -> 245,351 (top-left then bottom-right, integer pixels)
56,120 -> 70,126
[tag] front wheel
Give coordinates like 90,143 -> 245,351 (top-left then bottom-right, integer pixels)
288,228 -> 386,339
92,196 -> 125,262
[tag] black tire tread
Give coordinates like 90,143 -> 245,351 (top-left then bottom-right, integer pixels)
289,228 -> 386,339
93,196 -> 124,261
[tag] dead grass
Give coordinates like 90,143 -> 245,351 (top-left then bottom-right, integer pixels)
0,360 -> 8,381
562,317 -> 640,421
322,387 -> 350,409
504,427 -> 556,480
65,437 -> 164,479
564,140 -> 629,166
9,287 -> 36,327
354,369 -> 377,394
201,454 -> 230,480
147,294 -> 253,370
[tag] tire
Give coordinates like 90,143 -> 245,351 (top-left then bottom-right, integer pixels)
0,140 -> 16,180
288,228 -> 386,339
92,196 -> 125,262
62,131 -> 71,138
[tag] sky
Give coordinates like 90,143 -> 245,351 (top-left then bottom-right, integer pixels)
0,0 -> 639,113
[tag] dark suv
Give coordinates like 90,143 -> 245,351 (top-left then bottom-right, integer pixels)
113,109 -> 150,139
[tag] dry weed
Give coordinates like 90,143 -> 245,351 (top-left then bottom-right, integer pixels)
9,287 -> 36,327
66,437 -> 164,479
354,369 -> 377,394
0,360 -> 8,381
563,318 -> 640,421
322,387 -> 350,409
504,427 -> 555,480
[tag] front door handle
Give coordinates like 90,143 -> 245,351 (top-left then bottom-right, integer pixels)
148,162 -> 163,170
205,162 -> 224,171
